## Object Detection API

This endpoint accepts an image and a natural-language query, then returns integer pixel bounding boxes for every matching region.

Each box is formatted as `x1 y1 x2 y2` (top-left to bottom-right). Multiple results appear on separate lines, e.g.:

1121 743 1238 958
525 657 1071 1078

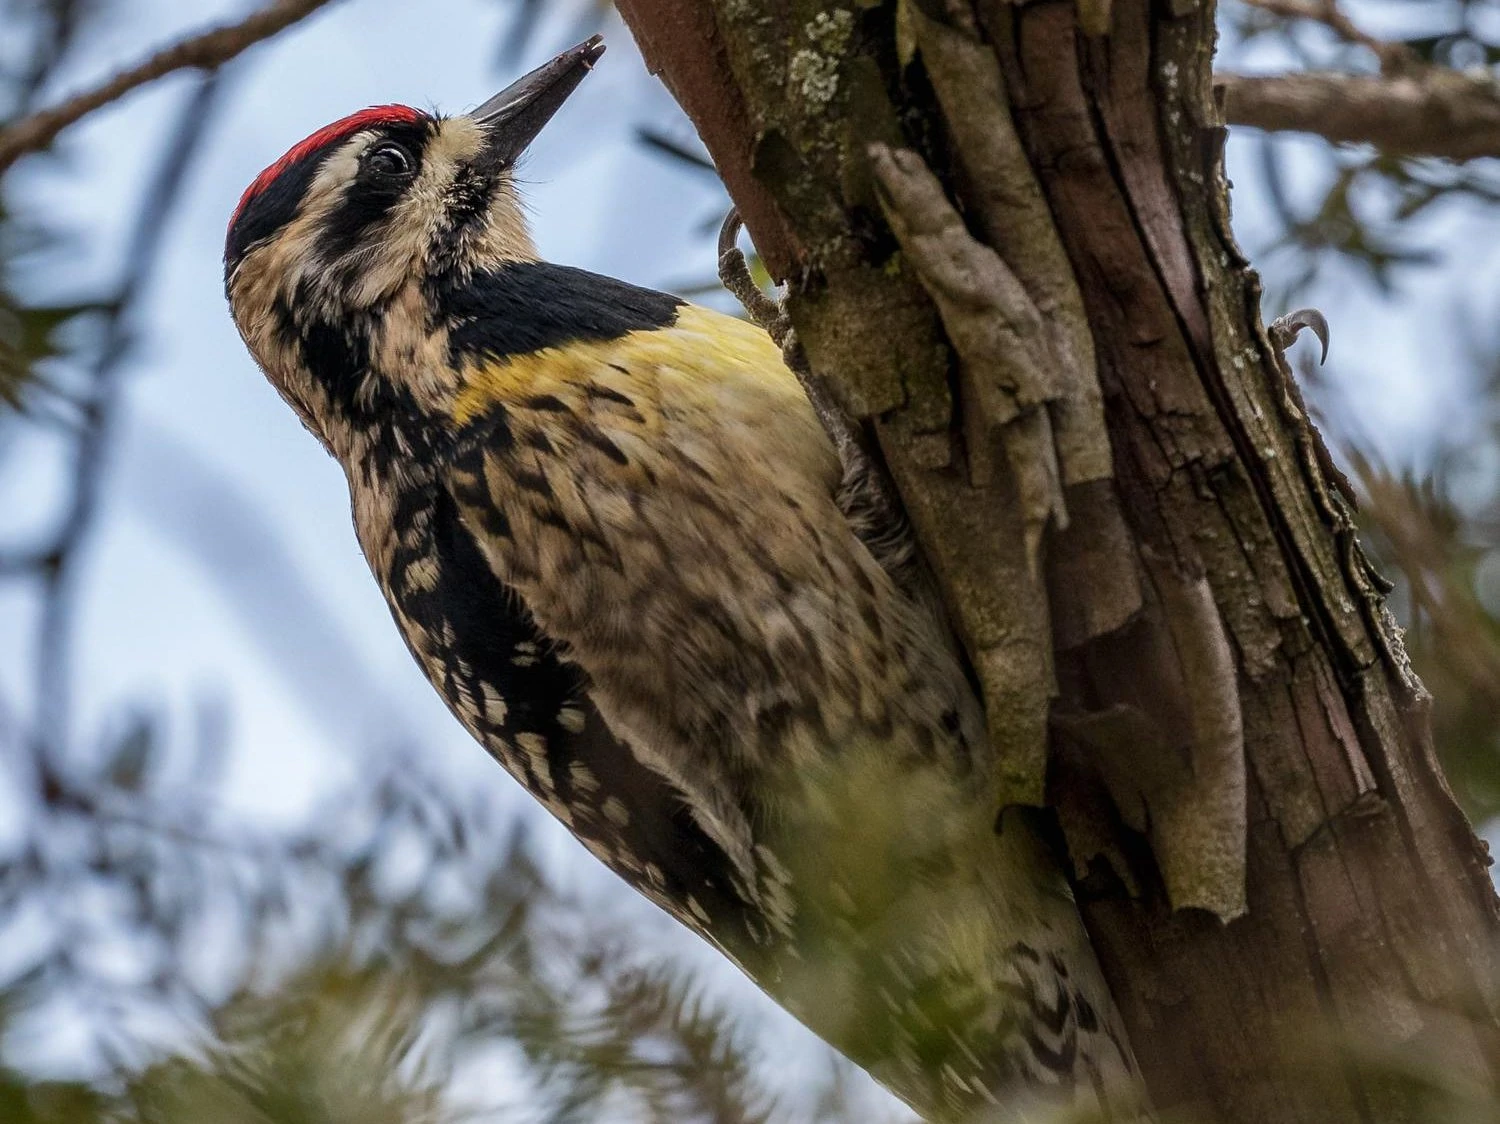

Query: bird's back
368 273 1140 1119
443 288 975 866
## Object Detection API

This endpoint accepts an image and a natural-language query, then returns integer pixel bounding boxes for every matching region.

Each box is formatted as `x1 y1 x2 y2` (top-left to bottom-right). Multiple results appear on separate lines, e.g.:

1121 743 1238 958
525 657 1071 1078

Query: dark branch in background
29 76 226 762
15 0 86 114
1220 0 1500 161
495 0 613 71
1222 69 1500 162
1212 0 1500 292
1237 0 1411 70
0 0 339 174
636 125 716 174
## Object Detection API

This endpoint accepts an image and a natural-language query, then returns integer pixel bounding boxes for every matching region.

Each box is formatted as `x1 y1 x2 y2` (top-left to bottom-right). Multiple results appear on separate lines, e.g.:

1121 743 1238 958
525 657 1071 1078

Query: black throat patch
436 262 682 365
272 291 447 477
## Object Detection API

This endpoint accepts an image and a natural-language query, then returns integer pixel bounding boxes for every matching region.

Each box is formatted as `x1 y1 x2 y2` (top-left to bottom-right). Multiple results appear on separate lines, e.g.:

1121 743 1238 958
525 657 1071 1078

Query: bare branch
1221 68 1500 162
0 0 339 174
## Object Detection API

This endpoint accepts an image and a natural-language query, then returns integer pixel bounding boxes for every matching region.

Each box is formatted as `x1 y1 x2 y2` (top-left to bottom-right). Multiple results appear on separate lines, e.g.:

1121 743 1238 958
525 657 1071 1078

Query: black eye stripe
317 121 431 262
223 119 434 286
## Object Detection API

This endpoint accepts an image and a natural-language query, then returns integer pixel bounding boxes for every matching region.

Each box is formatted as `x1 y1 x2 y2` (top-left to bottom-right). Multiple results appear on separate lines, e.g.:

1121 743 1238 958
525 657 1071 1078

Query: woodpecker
224 36 1147 1121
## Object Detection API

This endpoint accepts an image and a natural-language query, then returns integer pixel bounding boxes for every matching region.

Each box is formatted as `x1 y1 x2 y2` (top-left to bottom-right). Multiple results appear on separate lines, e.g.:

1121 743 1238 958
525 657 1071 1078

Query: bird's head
224 36 604 458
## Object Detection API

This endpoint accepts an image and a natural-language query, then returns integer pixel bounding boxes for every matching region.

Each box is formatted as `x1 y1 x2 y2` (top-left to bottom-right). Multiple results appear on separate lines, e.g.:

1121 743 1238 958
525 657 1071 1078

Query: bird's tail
755 745 1151 1123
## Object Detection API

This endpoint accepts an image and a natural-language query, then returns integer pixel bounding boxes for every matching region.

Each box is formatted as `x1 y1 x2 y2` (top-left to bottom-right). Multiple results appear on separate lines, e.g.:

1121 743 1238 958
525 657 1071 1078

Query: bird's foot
1268 307 1330 365
717 208 921 593
718 209 791 348
716 208 860 460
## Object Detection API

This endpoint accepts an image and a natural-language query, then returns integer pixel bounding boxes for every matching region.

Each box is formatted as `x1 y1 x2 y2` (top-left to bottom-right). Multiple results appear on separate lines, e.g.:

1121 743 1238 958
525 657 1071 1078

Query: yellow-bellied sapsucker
223 36 1147 1121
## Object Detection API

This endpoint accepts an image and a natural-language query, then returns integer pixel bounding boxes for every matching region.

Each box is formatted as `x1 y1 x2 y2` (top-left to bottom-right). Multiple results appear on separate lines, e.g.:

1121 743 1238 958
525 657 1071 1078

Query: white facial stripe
341 125 481 306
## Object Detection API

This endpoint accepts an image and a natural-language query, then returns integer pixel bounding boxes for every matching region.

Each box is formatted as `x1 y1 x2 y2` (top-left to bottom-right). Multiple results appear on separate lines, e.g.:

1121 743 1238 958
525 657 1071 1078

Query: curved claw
1269 307 1330 365
717 207 786 339
718 208 744 263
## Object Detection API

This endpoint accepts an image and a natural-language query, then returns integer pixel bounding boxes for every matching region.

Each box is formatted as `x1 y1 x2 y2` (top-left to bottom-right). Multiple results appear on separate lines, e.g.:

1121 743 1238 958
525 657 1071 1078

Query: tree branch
0 0 340 175
1221 69 1500 161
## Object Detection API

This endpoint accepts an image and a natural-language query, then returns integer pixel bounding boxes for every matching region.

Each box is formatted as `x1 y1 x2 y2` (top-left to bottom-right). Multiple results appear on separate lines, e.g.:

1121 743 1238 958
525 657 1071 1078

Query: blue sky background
1 0 1497 1115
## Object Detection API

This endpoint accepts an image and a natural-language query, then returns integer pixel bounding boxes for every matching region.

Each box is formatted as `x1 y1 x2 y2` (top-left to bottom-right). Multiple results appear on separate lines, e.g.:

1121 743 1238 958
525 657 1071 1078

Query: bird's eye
365 141 414 179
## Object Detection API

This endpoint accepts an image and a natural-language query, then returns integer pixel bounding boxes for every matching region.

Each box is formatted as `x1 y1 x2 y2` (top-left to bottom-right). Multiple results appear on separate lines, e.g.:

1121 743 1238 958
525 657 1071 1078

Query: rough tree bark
614 0 1500 1119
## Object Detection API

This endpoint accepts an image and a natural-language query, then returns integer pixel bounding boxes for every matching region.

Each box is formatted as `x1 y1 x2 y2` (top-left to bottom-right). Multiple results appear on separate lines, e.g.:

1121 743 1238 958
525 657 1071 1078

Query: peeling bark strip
615 0 1500 1119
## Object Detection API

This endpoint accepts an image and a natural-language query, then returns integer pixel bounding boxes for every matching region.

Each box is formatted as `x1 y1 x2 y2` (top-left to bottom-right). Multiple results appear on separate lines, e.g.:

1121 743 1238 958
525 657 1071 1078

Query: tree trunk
613 0 1500 1118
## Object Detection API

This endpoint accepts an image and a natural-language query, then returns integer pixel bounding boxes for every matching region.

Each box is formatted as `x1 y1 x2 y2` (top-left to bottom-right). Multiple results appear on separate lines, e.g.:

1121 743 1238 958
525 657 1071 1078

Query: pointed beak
471 35 606 168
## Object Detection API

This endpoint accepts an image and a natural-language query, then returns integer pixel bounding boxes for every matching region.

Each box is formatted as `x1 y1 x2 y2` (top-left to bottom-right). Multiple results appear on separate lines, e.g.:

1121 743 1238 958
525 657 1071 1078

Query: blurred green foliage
0 719 862 1122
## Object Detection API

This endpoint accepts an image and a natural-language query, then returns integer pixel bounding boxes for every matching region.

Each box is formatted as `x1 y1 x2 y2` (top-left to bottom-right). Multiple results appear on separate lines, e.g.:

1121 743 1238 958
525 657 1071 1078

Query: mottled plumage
223 38 1146 1121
